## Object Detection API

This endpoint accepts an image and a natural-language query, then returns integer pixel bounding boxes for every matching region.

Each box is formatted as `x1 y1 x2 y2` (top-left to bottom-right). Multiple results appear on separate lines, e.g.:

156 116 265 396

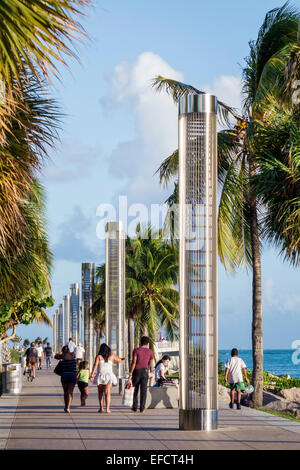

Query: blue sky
16 0 300 350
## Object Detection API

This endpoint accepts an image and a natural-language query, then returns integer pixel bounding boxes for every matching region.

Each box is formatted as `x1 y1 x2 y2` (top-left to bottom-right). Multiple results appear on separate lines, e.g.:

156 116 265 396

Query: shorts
78 381 88 392
26 358 35 366
230 382 245 391
61 372 77 385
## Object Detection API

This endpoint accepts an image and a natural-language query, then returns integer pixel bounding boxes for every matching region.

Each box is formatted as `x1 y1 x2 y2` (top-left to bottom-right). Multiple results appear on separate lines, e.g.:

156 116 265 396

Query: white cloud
104 53 244 208
264 278 300 316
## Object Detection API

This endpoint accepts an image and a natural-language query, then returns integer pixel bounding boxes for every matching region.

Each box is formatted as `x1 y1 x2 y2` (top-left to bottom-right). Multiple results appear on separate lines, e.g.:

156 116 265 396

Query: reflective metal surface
179 409 218 431
62 295 70 346
81 263 95 366
179 94 217 116
178 93 218 431
105 221 126 378
2 363 22 395
70 283 80 345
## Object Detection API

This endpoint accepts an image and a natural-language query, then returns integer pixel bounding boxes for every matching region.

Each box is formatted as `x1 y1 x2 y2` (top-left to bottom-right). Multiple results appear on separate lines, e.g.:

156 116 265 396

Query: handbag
54 360 63 376
123 381 135 407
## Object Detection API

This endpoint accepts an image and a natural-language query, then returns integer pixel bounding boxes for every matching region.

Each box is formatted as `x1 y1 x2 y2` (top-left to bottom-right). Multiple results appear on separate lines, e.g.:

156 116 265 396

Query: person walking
55 345 77 413
23 342 38 378
77 361 90 406
225 348 250 409
90 343 124 414
44 342 53 369
67 337 76 353
129 336 154 413
75 343 85 366
36 342 43 370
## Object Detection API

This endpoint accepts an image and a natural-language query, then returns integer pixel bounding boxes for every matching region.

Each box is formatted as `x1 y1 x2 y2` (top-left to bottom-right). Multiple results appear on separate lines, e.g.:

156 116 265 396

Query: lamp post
105 221 126 379
178 94 218 431
81 263 95 367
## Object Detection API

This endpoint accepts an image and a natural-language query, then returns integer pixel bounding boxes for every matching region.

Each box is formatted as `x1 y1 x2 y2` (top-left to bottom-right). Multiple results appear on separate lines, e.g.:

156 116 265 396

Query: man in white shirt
75 343 85 365
67 338 76 353
36 342 44 370
225 348 249 409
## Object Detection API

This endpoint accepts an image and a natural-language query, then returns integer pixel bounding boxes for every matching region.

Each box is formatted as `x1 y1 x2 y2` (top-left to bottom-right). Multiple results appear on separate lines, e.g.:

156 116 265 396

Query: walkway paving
2 363 300 450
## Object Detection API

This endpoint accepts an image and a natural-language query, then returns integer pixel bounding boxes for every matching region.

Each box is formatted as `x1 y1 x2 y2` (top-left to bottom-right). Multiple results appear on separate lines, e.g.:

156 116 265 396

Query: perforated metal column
57 304 63 352
81 263 95 367
53 313 57 353
70 283 80 345
179 94 218 431
62 295 70 346
105 222 126 378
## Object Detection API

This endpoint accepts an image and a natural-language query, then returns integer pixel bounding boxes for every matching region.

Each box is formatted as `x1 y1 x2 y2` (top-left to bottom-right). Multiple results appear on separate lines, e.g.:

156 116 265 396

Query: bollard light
105 221 126 378
178 94 218 431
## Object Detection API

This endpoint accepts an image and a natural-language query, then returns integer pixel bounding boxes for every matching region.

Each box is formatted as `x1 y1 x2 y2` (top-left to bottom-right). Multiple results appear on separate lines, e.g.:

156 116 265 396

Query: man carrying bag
128 336 154 413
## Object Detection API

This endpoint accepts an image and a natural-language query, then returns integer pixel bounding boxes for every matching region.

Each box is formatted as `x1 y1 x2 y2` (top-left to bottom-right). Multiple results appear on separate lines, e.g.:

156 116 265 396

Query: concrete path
2 364 300 450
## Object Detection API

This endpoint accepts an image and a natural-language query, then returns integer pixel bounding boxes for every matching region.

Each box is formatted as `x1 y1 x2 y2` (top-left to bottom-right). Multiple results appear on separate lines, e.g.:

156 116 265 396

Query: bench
145 386 179 409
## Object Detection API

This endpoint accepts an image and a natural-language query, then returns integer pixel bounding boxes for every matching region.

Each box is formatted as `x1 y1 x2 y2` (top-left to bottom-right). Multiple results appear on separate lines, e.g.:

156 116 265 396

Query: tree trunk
134 323 139 348
3 341 11 363
249 157 263 408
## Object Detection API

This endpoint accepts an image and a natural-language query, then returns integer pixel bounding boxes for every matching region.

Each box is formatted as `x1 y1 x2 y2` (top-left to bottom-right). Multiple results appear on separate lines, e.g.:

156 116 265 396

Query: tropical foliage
0 0 90 348
92 225 179 357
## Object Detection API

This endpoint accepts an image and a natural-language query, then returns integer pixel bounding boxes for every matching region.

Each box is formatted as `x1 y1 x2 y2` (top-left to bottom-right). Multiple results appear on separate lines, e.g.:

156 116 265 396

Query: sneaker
237 403 241 410
229 402 234 409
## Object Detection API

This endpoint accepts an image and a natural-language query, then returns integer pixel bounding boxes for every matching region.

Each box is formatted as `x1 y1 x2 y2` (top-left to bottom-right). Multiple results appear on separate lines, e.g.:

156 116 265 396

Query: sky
15 0 300 350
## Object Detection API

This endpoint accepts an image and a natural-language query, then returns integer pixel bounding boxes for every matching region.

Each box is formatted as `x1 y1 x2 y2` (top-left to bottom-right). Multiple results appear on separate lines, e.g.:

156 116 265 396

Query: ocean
218 350 300 378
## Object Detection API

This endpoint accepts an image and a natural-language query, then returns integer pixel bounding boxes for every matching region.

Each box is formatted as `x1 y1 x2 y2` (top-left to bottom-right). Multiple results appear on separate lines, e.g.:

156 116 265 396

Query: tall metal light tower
69 283 80 345
81 263 95 367
57 304 63 352
53 312 57 353
62 295 70 346
178 94 218 431
105 222 126 378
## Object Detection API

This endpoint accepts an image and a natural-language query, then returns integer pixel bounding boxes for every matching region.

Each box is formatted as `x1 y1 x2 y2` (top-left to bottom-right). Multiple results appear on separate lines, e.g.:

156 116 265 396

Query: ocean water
219 350 300 379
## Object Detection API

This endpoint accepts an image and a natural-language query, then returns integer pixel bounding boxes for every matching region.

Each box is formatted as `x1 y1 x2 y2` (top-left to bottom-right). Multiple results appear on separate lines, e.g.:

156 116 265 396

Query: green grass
259 408 299 422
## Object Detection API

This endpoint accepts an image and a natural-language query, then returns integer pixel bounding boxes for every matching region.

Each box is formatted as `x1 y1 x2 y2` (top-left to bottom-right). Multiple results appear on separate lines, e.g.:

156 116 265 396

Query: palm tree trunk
249 157 263 408
3 341 11 363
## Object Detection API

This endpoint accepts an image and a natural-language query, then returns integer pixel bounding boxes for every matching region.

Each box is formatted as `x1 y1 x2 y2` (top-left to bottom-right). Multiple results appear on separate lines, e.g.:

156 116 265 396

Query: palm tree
0 0 90 257
91 264 106 352
92 226 179 362
0 73 60 262
0 0 90 87
0 179 53 304
126 225 179 356
152 3 300 407
23 339 30 348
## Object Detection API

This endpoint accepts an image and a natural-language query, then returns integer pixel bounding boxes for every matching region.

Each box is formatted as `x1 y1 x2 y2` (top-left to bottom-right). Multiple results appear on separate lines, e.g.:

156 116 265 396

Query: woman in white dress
90 343 124 413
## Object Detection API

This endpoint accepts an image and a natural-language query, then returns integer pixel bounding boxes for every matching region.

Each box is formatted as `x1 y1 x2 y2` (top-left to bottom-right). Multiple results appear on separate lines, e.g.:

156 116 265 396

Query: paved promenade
1 364 300 450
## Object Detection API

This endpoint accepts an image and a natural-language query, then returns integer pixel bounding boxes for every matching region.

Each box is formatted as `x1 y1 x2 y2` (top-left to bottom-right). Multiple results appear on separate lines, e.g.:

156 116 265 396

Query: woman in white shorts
90 343 124 413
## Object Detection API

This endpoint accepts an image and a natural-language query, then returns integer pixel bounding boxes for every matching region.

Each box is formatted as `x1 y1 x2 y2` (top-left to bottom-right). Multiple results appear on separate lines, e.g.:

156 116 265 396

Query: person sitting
154 355 178 387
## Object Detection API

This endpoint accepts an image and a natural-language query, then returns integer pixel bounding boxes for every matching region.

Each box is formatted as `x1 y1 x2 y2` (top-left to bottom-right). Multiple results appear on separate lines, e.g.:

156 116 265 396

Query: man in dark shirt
129 336 154 413
44 342 53 369
23 342 38 378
